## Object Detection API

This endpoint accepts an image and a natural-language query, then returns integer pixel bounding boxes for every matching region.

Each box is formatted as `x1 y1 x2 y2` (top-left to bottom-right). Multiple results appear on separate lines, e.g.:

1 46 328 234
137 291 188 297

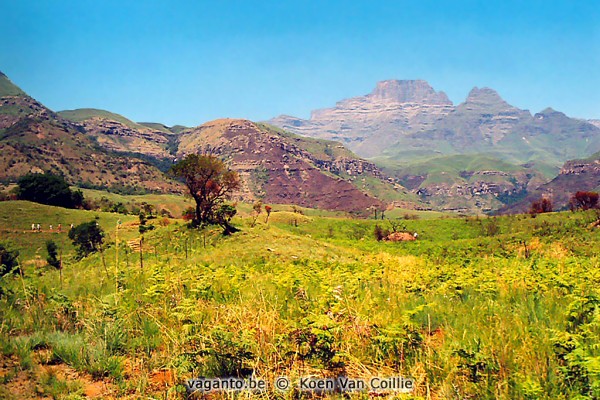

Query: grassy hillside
393 154 523 185
57 108 149 131
0 198 599 399
0 201 139 261
0 72 26 97
137 122 173 134
257 122 356 160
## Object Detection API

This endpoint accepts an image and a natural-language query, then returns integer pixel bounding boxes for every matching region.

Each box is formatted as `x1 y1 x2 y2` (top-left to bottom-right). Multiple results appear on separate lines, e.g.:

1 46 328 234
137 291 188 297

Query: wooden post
139 236 144 270
100 246 109 281
59 249 63 290
115 222 119 295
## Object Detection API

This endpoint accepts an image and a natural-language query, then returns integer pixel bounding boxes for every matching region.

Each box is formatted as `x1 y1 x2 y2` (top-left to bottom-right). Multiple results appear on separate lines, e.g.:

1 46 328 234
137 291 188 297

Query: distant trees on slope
570 191 599 211
16 172 84 209
530 197 553 216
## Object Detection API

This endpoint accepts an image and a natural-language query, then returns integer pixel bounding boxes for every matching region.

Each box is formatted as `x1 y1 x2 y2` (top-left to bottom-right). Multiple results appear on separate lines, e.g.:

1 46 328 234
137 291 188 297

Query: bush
16 173 84 209
46 240 61 269
182 207 195 221
569 191 599 211
374 224 390 241
530 197 553 216
0 243 19 277
68 221 104 258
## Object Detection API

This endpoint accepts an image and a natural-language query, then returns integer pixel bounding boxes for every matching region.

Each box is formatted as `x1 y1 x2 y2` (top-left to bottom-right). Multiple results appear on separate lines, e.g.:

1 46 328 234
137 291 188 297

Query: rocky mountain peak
465 87 507 106
369 79 452 105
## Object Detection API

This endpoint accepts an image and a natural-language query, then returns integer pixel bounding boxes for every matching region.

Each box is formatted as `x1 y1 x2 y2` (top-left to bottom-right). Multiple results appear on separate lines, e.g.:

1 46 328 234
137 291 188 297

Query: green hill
0 71 26 97
137 122 173 134
57 108 148 131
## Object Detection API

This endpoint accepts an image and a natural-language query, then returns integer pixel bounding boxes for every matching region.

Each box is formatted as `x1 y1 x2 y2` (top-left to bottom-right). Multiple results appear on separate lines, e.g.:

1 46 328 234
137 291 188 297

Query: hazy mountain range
269 80 600 212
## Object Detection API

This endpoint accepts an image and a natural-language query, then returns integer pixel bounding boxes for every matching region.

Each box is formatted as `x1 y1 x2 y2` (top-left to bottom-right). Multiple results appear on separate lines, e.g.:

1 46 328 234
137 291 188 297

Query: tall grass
0 208 598 398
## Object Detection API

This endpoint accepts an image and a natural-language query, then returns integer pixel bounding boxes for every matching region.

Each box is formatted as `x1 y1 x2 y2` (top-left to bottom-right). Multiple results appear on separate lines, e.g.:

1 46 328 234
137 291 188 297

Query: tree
46 240 61 269
16 173 84 209
215 204 239 235
250 200 262 227
530 197 553 216
68 221 104 258
264 205 272 224
0 243 19 277
169 154 241 228
138 212 155 234
570 191 599 211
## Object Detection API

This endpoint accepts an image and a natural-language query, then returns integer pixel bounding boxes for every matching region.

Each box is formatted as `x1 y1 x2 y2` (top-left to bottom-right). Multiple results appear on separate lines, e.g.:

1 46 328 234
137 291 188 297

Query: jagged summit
369 79 452 105
464 87 506 106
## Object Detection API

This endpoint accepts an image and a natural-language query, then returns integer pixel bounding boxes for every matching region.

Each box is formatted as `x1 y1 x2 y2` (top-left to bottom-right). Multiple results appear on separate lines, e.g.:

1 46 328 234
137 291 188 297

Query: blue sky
0 0 598 126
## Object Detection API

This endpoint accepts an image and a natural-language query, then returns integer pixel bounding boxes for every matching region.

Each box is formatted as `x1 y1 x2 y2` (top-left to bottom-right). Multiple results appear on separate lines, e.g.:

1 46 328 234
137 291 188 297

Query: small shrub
46 240 61 269
374 224 389 241
159 217 170 227
0 243 19 277
68 221 104 258
182 206 195 221
481 218 500 236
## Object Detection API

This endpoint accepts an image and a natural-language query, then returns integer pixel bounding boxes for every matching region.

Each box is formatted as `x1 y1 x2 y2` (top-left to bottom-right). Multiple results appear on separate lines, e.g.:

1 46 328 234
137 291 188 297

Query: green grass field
0 199 599 399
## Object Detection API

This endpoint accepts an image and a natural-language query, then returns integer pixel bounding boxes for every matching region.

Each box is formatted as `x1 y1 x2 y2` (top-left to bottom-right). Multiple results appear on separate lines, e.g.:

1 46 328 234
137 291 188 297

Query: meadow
0 199 599 399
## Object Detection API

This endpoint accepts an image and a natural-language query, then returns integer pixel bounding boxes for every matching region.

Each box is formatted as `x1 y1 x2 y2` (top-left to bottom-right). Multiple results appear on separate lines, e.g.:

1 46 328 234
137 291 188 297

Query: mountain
268 80 600 169
0 73 180 193
382 154 547 213
58 112 414 212
177 119 414 212
270 80 454 157
0 72 414 212
269 80 600 213
499 152 600 213
58 109 178 160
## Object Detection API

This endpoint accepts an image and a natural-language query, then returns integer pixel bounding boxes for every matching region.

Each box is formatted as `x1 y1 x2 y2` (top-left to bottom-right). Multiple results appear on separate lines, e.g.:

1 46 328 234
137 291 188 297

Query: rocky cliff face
76 117 174 159
270 80 454 157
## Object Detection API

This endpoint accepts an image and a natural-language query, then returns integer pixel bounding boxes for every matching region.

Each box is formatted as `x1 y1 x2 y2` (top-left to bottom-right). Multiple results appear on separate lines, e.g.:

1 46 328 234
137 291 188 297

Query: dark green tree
0 243 19 277
46 240 61 269
215 204 239 235
169 154 241 230
16 173 84 208
68 221 104 258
